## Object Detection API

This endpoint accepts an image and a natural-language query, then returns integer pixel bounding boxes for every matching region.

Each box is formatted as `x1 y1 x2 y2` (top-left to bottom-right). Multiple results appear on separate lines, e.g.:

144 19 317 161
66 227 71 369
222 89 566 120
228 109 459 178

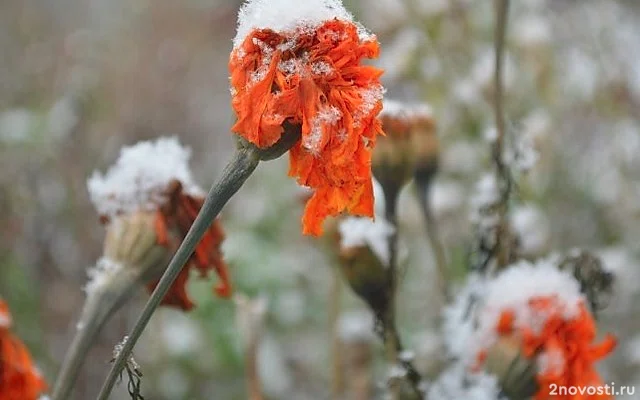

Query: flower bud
374 100 438 196
338 245 390 315
103 211 171 281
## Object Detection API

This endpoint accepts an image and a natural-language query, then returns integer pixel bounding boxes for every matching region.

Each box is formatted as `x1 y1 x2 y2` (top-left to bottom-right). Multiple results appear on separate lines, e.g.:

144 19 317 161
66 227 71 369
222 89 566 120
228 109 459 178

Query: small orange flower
230 19 384 236
0 300 48 400
147 180 231 311
483 295 616 400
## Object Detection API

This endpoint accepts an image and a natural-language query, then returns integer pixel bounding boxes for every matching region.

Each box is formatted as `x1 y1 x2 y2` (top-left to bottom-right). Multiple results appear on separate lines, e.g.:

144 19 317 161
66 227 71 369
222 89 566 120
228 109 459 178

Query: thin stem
380 184 423 400
329 266 344 399
382 183 400 400
96 148 260 400
492 0 511 269
246 339 263 400
52 264 153 400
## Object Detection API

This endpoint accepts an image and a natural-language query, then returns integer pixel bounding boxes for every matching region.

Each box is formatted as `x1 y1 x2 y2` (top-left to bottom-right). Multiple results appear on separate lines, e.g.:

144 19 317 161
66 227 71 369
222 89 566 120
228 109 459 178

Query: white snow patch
442 274 486 359
234 0 374 49
353 84 385 127
469 173 500 229
339 214 395 266
303 105 343 155
87 137 203 219
427 363 504 400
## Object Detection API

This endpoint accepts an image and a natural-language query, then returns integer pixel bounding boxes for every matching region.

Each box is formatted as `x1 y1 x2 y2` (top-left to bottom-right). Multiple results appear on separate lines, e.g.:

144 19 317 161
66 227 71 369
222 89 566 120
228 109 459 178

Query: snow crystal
113 335 141 373
87 137 203 219
475 259 584 349
427 363 504 400
234 0 374 49
339 214 395 266
85 257 125 295
338 310 375 343
303 105 343 155
354 84 385 127
311 61 333 76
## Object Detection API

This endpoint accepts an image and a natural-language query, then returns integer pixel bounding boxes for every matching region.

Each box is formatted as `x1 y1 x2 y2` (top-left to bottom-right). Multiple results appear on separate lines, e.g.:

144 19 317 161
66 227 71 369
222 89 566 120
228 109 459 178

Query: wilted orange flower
482 295 616 400
230 19 384 236
89 138 232 311
148 180 231 311
0 299 48 400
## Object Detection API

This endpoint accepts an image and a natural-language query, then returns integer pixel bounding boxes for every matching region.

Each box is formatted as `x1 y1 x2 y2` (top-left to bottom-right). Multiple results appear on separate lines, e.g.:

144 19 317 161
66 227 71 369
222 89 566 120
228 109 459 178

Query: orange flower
0 300 47 400
230 19 384 236
90 138 232 311
147 180 231 311
484 295 616 400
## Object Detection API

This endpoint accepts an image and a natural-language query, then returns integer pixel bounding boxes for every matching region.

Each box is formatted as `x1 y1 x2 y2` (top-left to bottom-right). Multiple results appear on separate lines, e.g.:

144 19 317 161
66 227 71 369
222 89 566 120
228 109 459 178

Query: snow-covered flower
88 137 230 310
473 260 617 400
230 0 384 236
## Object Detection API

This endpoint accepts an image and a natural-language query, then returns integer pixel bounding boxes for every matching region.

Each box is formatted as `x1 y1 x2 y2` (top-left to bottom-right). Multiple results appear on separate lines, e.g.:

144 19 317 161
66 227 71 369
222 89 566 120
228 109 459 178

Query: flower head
0 299 48 400
88 137 231 310
374 99 438 191
230 0 384 236
474 261 616 400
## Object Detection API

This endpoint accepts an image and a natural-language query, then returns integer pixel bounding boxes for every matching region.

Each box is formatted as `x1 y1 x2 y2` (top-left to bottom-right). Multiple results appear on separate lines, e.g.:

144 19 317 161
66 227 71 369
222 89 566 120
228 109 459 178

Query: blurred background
1 0 639 398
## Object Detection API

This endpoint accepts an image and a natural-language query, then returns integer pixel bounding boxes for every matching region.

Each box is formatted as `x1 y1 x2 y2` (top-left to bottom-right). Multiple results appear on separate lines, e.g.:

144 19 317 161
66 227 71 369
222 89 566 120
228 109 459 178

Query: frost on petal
87 137 203 219
339 214 395 266
234 0 374 49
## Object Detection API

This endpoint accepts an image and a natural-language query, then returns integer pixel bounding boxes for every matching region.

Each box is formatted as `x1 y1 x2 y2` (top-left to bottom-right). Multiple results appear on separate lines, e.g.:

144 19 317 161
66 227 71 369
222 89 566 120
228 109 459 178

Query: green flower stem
96 147 260 400
52 268 141 400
